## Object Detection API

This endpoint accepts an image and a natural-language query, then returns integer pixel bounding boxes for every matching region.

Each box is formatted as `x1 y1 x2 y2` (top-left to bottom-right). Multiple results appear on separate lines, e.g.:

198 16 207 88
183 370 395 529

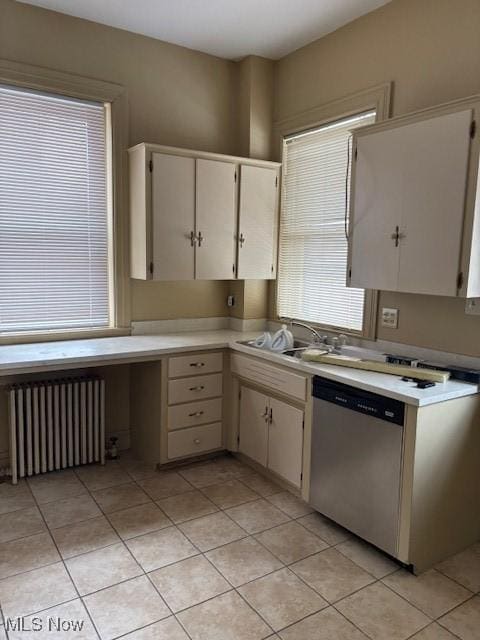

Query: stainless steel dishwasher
309 376 405 557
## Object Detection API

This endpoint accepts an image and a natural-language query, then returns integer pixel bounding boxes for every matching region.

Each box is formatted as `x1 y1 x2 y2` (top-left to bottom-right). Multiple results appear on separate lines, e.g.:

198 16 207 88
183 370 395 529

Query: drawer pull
190 362 205 368
189 385 205 391
188 411 204 417
193 438 201 445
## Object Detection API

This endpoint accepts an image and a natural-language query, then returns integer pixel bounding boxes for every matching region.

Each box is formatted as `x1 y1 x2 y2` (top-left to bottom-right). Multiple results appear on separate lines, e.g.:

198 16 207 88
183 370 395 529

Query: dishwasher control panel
313 377 405 426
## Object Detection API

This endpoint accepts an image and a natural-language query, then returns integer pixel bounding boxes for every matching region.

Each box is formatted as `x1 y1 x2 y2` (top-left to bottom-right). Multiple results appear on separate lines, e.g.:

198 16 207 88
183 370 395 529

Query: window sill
0 327 131 346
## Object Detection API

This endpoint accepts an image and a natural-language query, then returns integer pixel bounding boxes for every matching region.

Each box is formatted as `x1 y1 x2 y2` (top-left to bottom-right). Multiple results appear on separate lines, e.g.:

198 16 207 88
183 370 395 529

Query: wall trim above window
0 59 130 345
272 82 392 340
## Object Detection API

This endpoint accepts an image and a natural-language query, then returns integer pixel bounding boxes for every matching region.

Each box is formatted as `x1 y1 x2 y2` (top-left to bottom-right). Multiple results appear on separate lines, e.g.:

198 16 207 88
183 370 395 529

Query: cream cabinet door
349 129 402 291
152 153 195 280
349 109 472 295
195 159 237 280
237 165 278 280
238 386 268 467
396 110 471 296
267 397 304 488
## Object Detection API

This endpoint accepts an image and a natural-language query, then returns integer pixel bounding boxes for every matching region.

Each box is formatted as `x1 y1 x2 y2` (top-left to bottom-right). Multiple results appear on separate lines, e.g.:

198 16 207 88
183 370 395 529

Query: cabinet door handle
239 233 245 248
390 226 406 247
197 231 203 247
189 362 205 368
190 230 196 247
189 385 205 391
193 438 201 444
261 407 269 421
189 410 204 417
268 408 273 424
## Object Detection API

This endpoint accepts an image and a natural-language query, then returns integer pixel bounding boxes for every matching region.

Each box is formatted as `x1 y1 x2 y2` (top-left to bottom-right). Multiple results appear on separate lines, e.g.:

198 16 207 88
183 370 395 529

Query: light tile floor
0 454 478 640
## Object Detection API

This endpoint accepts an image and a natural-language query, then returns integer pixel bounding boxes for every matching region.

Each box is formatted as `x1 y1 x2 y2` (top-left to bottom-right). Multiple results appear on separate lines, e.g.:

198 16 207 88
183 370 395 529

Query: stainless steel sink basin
282 347 310 359
237 339 311 351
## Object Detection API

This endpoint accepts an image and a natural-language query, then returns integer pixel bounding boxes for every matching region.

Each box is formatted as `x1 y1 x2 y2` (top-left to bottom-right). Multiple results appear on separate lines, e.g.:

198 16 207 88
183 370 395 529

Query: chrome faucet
280 318 324 344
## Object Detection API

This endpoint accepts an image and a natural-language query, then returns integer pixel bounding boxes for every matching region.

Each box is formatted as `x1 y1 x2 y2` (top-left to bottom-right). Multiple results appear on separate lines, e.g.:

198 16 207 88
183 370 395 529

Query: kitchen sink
282 346 310 359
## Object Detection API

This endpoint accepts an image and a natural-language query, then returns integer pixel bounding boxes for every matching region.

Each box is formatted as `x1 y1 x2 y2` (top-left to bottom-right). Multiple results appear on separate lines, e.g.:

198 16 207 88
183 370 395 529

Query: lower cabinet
238 385 304 487
238 387 269 466
268 397 304 487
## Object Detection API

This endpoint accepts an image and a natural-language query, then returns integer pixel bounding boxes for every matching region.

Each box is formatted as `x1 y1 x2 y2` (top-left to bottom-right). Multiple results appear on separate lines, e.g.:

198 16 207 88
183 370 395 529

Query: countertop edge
0 332 477 407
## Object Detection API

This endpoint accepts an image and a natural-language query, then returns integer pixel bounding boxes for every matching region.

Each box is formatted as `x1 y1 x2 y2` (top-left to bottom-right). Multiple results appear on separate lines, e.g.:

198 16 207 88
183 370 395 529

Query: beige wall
273 0 480 356
0 0 241 323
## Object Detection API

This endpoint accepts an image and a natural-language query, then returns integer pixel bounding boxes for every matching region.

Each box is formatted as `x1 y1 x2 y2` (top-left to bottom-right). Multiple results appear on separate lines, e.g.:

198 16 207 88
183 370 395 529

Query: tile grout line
2 458 478 640
71 464 179 638
27 471 105 640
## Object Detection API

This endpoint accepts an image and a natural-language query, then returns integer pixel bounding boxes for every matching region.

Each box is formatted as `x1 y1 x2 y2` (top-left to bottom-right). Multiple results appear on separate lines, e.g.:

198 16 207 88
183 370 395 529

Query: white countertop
230 342 479 407
0 330 477 407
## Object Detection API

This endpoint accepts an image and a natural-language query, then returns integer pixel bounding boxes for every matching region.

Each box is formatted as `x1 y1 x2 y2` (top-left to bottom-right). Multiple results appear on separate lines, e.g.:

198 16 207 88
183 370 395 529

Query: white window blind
277 111 376 332
0 85 111 334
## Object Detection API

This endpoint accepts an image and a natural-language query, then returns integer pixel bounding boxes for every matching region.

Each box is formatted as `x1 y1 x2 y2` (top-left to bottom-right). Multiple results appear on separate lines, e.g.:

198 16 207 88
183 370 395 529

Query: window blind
0 85 111 334
277 111 376 332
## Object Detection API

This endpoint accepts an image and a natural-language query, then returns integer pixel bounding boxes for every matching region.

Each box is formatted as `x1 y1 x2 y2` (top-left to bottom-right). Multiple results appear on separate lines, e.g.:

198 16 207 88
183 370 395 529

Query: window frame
0 59 130 344
272 83 392 339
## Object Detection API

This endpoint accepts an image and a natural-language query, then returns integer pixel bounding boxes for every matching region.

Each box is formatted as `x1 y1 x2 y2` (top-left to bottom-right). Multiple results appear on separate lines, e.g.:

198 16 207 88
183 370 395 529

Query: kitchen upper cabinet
151 153 195 280
238 385 304 488
348 97 480 298
238 386 268 467
196 159 237 280
129 143 281 281
237 165 279 280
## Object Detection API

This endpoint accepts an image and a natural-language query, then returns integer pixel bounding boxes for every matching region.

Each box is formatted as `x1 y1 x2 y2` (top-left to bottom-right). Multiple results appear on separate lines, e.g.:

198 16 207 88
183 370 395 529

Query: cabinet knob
193 438 201 445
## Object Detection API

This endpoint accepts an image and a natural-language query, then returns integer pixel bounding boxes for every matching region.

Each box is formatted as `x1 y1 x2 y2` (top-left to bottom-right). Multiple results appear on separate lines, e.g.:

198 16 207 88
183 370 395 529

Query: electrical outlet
381 307 399 329
227 295 235 307
465 298 480 316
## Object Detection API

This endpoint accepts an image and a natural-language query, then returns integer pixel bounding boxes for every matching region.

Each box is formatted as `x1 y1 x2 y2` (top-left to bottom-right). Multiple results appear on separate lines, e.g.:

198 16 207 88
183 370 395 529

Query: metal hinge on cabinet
302 418 305 431
300 472 303 481
234 171 237 182
148 160 153 172
275 176 278 187
348 267 352 280
233 263 236 275
354 146 358 160
457 271 464 290
237 435 240 445
470 120 476 139
149 261 154 275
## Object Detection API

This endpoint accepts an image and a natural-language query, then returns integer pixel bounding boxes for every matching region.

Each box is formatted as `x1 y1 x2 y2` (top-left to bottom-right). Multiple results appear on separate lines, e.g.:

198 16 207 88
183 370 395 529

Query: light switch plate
381 307 399 329
465 298 480 315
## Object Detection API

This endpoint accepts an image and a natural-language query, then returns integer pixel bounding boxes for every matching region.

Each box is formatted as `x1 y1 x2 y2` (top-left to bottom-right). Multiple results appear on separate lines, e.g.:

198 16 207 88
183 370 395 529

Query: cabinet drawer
231 353 307 401
168 373 223 405
168 398 222 431
168 352 223 378
168 423 223 459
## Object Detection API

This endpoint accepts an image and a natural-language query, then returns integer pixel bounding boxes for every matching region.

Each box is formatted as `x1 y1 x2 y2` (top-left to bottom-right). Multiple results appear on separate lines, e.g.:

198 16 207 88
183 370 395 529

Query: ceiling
16 0 391 60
